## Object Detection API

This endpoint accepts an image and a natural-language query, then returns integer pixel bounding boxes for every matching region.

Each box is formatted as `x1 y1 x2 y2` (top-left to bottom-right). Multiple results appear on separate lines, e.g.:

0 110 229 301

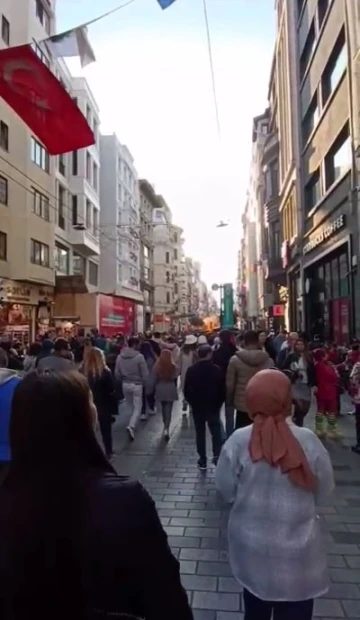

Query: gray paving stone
314 598 344 617
346 556 360 568
192 591 240 612
158 508 189 518
177 502 206 510
217 577 242 593
164 525 185 537
168 536 201 548
216 613 244 620
193 611 216 620
330 568 360 583
186 527 220 539
201 537 228 550
181 574 217 592
347 499 360 508
331 532 360 545
180 548 220 561
327 544 360 555
180 560 197 574
328 555 347 567
197 561 233 577
164 494 194 503
171 517 205 527
190 510 222 518
327 583 360 599
341 600 360 617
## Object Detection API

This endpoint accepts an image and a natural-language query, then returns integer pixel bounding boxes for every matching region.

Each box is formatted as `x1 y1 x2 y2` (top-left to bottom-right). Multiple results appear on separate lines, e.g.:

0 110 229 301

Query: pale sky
57 0 275 288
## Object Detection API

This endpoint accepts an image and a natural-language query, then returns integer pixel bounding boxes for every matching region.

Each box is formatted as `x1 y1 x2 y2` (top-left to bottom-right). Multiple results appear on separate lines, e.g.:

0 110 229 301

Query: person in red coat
313 348 340 439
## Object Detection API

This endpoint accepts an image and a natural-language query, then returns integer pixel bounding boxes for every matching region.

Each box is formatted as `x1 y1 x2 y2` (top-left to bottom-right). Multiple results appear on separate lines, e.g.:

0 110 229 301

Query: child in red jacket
313 348 340 438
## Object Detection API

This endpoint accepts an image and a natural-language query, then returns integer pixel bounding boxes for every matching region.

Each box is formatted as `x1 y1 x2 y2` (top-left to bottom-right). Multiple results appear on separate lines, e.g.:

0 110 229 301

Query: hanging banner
222 283 234 329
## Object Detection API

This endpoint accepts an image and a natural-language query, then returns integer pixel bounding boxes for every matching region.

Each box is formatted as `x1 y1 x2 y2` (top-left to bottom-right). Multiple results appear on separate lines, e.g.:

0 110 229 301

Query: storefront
0 279 54 343
302 213 353 343
98 294 135 336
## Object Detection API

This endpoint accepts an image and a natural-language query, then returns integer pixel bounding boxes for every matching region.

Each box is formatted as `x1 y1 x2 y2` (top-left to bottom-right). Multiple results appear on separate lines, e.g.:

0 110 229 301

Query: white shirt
216 421 334 602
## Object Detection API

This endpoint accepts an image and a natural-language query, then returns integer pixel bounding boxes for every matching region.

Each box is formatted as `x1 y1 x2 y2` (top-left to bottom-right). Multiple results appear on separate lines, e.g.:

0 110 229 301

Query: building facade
0 0 57 341
153 197 175 331
295 0 356 342
138 179 157 331
53 68 102 332
99 134 143 332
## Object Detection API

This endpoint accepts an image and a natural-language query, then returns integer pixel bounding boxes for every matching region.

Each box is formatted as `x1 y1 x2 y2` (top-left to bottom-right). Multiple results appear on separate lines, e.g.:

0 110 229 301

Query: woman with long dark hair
0 371 193 620
80 347 117 459
151 349 178 440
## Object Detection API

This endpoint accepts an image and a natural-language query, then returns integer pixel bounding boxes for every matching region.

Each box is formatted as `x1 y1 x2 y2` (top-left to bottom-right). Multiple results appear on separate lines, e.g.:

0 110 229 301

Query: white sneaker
164 429 170 441
127 426 135 441
148 409 156 415
140 414 147 421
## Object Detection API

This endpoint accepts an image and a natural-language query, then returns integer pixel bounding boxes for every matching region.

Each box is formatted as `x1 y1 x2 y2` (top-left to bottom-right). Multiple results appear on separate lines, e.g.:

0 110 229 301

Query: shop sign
303 215 345 255
0 279 54 304
98 294 135 335
273 304 285 317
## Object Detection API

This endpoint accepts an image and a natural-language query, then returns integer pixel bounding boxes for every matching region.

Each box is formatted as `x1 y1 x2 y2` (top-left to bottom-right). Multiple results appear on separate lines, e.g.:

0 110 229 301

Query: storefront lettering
303 215 345 255
4 284 31 302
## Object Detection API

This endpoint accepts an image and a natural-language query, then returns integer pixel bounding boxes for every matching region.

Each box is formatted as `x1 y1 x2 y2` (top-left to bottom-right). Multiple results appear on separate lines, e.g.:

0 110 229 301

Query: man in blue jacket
0 348 21 471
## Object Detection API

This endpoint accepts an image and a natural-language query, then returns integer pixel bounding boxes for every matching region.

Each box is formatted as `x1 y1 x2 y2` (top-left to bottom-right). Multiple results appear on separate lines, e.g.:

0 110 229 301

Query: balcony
264 195 280 225
70 224 100 256
262 257 286 284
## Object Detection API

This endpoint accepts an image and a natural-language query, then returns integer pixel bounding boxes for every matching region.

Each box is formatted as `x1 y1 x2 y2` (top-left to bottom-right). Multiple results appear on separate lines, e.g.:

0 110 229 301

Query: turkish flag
0 44 95 155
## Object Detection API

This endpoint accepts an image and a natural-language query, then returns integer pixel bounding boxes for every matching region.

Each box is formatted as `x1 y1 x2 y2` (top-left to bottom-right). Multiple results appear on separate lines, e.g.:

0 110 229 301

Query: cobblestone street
111 397 360 619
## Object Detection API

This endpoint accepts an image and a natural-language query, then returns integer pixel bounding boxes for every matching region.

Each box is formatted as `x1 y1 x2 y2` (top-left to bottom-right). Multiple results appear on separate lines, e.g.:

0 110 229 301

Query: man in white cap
179 334 198 413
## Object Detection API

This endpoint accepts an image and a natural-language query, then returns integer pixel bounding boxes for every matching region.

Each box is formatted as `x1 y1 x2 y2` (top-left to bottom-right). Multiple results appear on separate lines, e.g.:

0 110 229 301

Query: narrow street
111 399 360 620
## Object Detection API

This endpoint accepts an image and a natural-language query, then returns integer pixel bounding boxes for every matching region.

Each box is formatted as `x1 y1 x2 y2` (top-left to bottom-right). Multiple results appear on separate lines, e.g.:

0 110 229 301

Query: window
58 153 65 176
0 121 8 151
72 151 78 175
166 292 171 304
302 94 319 145
32 41 50 68
339 252 349 297
54 243 69 274
73 252 86 276
93 162 98 191
86 200 92 229
321 29 346 105
317 0 329 29
93 208 99 237
31 239 50 267
89 261 98 286
325 124 351 189
174 282 179 295
265 161 279 199
86 152 91 182
93 119 98 145
86 105 91 124
32 187 49 220
31 137 49 172
117 263 122 283
143 245 149 259
165 251 170 264
58 184 66 229
144 266 150 281
174 233 178 243
166 270 170 283
0 176 8 205
72 195 78 225
305 169 322 212
35 0 50 34
174 249 178 260
1 15 9 45
300 22 315 79
0 231 6 260
271 221 281 259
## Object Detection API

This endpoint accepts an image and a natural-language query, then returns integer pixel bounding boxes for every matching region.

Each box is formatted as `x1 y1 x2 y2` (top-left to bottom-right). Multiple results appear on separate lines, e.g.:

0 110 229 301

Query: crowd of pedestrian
0 325 356 619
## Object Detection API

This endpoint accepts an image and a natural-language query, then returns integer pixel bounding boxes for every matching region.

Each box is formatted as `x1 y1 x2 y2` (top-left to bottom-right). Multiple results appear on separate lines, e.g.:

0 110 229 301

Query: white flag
45 26 96 68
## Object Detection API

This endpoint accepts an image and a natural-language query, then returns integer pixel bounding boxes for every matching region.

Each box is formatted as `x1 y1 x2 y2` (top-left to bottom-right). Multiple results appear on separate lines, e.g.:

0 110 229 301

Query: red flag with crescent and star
0 44 95 155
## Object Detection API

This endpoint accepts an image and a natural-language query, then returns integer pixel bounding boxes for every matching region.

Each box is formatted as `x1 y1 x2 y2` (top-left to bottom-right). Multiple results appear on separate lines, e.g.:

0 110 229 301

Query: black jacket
0 474 193 620
184 360 225 413
212 343 237 380
87 368 118 418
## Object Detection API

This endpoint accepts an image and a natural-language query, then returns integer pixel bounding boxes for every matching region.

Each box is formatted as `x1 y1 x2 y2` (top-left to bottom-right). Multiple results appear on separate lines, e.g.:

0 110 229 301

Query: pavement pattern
110 395 360 620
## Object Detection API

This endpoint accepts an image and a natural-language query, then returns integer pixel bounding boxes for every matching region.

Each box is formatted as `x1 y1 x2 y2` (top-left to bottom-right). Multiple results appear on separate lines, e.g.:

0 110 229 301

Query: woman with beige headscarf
216 369 334 620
